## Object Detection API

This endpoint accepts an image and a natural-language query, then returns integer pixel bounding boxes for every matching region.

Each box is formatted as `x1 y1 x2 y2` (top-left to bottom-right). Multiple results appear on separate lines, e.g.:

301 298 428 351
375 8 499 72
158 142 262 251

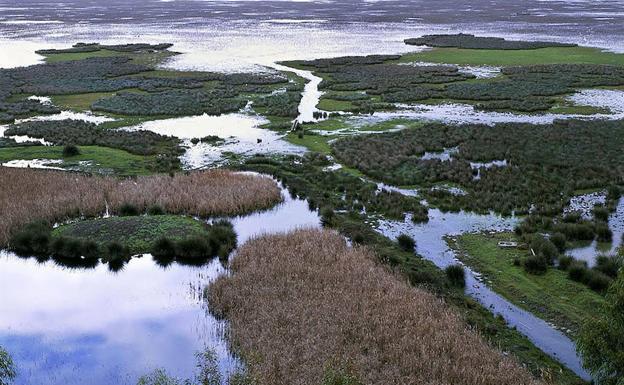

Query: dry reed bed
0 167 281 245
208 229 543 385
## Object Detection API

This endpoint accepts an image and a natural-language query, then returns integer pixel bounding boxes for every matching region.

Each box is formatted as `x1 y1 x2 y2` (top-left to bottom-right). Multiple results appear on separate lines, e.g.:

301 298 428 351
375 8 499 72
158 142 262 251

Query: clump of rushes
0 167 281 246
147 205 165 215
445 264 466 288
207 229 541 385
397 233 416 252
151 237 177 259
9 221 51 256
62 144 80 157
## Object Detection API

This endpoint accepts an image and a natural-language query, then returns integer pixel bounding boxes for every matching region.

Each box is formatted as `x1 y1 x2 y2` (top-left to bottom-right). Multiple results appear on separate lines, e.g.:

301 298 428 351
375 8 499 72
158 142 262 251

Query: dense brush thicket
91 89 247 116
332 120 624 215
243 153 429 223
404 34 577 50
254 91 302 117
5 119 181 156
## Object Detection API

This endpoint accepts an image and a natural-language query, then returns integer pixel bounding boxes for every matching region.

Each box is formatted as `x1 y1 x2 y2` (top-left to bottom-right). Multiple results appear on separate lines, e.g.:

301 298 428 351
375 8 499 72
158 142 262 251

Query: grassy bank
0 145 157 175
399 46 624 67
450 232 605 336
208 229 543 385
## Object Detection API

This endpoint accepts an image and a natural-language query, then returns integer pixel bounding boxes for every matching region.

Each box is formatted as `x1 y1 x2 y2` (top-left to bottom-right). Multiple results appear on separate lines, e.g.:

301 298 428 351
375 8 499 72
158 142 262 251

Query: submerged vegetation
208 229 542 385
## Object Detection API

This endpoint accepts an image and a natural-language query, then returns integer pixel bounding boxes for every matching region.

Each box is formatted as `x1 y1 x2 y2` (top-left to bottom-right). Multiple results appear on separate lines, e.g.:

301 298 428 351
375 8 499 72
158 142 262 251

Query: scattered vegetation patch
451 232 606 335
332 120 624 216
405 34 577 50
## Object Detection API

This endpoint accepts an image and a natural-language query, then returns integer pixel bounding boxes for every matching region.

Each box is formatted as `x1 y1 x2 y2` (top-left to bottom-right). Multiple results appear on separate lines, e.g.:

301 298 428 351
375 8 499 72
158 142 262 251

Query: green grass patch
450 232 605 336
399 46 624 67
42 49 176 67
52 215 209 254
318 98 356 112
0 145 156 175
285 132 333 154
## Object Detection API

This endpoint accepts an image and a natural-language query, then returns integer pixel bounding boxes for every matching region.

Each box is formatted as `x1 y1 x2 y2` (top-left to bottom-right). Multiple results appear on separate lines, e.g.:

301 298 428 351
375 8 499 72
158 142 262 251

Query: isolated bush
147 205 165 215
176 236 211 258
118 203 140 216
397 234 416 252
550 232 567 253
9 221 52 256
593 206 610 222
524 255 548 275
557 255 574 271
62 144 81 157
595 221 613 242
595 255 622 278
152 237 176 259
568 261 589 282
208 221 237 258
445 264 466 288
106 241 129 259
586 270 613 293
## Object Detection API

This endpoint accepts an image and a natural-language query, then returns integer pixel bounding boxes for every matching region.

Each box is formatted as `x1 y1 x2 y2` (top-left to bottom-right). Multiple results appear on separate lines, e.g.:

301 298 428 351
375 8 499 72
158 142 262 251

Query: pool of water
123 111 305 168
0 180 321 385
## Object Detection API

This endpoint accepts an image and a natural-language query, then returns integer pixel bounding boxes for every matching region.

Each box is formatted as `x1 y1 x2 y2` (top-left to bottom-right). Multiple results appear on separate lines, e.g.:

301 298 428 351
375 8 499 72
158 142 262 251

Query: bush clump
62 144 81 157
397 234 416 252
445 264 466 288
524 255 548 275
118 203 140 216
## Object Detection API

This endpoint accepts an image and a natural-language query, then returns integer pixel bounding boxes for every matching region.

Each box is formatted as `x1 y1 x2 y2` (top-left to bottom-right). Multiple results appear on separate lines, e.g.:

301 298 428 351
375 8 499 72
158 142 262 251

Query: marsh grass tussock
0 167 281 246
207 229 542 385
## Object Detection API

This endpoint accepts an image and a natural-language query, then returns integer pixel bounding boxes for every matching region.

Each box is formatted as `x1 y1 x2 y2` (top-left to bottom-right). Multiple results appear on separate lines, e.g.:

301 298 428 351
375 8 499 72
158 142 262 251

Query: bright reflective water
0 181 321 385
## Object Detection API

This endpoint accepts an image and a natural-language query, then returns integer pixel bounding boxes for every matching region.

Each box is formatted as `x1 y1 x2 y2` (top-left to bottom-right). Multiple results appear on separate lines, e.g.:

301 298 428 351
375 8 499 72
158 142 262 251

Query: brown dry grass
208 229 544 385
0 167 281 245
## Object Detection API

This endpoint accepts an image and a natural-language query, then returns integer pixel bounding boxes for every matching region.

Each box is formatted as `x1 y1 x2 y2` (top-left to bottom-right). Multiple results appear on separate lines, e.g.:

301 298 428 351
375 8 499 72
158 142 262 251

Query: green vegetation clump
91 89 246 116
397 233 416 251
0 346 16 385
445 264 466 288
62 144 81 157
578 272 624 385
332 120 624 216
36 42 174 55
404 34 577 50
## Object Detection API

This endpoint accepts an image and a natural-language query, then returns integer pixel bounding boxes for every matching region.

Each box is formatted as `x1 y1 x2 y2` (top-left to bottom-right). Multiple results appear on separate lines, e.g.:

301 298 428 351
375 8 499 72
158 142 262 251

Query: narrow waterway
377 210 590 380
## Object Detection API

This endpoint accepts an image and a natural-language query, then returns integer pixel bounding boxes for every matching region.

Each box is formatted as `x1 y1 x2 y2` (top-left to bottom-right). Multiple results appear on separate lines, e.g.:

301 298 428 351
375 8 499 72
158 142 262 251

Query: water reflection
0 181 321 385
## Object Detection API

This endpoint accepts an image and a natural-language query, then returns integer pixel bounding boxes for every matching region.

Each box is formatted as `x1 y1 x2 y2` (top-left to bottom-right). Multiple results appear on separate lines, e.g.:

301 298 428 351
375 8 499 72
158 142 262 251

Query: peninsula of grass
52 215 210 254
398 46 624 67
0 145 158 175
449 232 605 336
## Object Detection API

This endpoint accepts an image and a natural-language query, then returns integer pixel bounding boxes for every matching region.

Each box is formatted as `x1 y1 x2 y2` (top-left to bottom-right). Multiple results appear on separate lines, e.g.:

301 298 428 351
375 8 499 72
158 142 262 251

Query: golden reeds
208 229 543 385
0 167 281 246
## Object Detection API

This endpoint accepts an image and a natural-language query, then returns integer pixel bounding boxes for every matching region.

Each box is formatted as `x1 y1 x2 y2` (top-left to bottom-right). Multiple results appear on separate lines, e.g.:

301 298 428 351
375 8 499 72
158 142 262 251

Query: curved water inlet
377 209 590 380
269 63 324 124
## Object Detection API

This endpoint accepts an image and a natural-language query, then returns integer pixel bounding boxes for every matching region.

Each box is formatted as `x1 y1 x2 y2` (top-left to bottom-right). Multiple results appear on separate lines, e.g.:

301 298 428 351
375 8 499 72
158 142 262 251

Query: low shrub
147 205 165 215
320 207 336 226
594 255 622 278
118 203 140 216
550 232 567 253
568 261 589 282
208 221 237 258
593 206 610 222
8 221 51 256
557 255 574 271
176 236 211 258
62 144 80 157
397 234 416 252
595 221 613 242
586 270 613 293
524 255 548 275
445 264 466 288
106 241 129 259
152 237 177 259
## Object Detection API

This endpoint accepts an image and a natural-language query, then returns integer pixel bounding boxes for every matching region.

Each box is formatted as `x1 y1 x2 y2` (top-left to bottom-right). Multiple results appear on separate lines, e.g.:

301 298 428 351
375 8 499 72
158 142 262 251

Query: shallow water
0 181 321 385
124 112 305 168
376 209 590 380
567 197 624 266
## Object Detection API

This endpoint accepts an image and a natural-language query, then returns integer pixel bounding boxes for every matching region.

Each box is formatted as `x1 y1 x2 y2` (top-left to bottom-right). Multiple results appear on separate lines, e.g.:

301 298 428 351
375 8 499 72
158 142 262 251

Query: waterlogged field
3 30 624 385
